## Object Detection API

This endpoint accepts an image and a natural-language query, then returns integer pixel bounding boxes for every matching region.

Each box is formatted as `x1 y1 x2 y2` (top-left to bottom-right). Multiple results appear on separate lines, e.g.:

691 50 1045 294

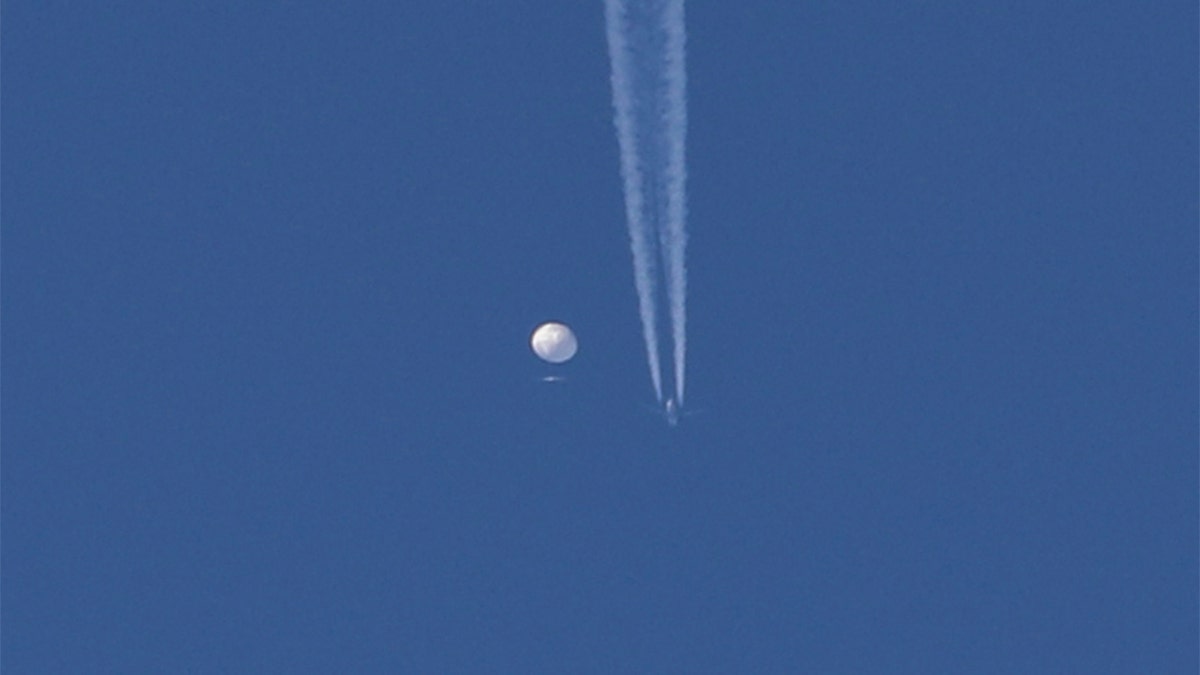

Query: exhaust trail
660 0 688 406
604 0 689 408
604 0 664 402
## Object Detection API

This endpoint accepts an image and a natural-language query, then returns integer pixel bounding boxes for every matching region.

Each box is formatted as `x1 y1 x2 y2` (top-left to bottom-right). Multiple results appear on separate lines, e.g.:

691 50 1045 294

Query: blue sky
5 2 1197 671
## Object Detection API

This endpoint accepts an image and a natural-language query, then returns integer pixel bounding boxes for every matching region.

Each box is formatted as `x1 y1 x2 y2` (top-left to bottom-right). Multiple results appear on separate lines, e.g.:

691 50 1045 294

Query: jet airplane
664 398 680 427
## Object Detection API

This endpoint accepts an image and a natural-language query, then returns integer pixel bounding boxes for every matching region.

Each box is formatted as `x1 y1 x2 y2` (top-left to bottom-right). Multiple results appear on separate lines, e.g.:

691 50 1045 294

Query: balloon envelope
530 322 578 364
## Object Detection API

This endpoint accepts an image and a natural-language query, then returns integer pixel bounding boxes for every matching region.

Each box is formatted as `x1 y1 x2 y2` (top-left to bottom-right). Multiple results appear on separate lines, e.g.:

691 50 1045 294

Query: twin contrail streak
605 0 688 407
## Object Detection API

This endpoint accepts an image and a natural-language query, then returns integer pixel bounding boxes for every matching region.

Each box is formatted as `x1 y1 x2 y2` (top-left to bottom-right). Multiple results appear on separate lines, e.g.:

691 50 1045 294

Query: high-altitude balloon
530 322 578 364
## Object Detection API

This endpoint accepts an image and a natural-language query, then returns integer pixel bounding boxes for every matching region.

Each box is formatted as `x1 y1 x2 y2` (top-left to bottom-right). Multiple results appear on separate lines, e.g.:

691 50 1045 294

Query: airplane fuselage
664 398 679 427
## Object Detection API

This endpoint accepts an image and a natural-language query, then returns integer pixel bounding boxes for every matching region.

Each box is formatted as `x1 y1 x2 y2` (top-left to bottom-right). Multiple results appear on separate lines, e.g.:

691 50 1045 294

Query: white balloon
530 322 578 364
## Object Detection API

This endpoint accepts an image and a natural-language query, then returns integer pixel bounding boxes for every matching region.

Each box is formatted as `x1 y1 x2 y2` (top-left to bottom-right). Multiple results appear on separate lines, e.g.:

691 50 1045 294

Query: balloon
530 322 578 364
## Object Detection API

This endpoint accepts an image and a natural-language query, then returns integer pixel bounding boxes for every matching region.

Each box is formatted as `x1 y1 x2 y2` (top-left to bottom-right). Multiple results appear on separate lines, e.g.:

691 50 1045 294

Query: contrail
660 0 688 406
604 0 664 403
604 0 688 408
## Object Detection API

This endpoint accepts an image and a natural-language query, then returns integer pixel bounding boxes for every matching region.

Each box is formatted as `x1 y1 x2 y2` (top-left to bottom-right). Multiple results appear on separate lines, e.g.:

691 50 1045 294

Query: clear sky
5 2 1197 671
